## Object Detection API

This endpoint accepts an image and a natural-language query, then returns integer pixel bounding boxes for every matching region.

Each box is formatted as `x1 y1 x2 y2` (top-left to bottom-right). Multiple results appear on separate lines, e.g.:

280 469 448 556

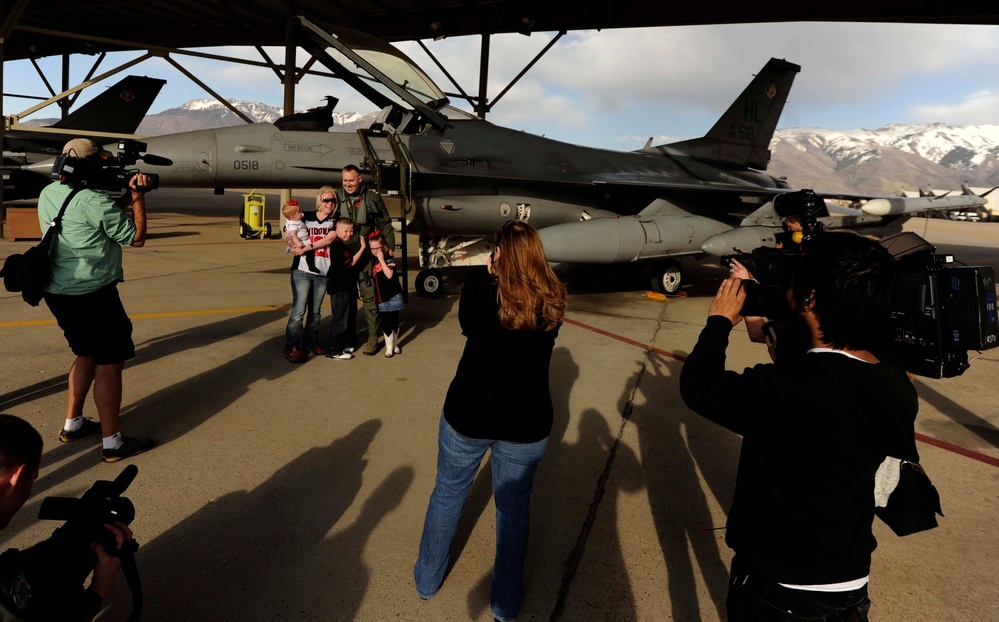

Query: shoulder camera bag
1 187 81 306
875 458 943 537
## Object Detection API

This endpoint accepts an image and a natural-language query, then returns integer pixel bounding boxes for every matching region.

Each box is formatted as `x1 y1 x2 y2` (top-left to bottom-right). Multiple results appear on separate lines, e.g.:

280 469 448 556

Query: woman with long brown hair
414 220 566 621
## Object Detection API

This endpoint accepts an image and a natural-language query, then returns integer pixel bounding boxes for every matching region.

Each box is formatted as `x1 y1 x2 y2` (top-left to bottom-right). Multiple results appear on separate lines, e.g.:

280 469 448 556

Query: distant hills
26 98 999 195
134 99 381 135
24 98 380 136
769 124 999 195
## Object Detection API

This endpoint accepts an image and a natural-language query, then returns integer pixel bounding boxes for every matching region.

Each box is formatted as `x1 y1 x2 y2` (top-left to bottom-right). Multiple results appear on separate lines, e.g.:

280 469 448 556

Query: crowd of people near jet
1 137 922 622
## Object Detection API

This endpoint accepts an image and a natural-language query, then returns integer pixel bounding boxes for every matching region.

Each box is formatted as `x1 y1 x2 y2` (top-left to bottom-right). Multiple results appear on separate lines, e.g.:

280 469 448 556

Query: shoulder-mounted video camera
50 139 171 193
718 190 829 319
720 245 801 321
722 225 997 378
20 466 143 620
773 188 826 241
882 232 998 378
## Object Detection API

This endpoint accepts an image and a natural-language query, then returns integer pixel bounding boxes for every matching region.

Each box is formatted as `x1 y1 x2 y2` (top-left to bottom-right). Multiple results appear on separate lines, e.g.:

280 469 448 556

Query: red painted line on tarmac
915 432 999 468
564 317 687 363
566 316 999 468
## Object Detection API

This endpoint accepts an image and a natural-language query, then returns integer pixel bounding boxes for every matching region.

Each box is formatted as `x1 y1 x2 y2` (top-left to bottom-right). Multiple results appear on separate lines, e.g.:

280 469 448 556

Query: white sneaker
343 347 356 354
328 352 353 360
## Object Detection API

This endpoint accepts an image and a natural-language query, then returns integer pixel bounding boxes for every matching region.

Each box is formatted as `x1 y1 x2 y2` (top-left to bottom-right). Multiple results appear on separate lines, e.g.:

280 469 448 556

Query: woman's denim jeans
414 414 548 621
285 269 327 352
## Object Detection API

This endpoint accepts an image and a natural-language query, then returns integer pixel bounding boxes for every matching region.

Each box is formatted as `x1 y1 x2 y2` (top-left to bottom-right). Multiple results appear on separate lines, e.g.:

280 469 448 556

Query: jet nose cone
700 234 734 257
21 160 55 176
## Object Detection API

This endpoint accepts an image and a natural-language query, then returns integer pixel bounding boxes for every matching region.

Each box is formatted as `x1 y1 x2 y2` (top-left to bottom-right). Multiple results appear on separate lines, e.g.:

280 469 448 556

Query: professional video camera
721 223 997 378
20 466 143 620
719 189 829 318
50 139 170 193
881 232 998 378
772 187 826 240
720 248 796 320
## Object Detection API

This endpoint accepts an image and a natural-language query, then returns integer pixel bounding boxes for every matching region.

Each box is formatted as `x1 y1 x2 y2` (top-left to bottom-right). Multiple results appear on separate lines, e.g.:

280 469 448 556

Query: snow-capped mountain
770 124 999 195
134 98 380 135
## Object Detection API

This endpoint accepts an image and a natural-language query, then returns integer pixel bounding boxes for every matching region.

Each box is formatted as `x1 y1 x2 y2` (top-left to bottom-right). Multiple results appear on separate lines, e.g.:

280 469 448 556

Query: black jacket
679 316 919 585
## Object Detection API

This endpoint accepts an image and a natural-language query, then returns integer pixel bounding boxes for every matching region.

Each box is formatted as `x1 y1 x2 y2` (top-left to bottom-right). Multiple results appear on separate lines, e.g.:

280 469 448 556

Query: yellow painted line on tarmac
0 319 59 328
0 304 293 328
130 304 292 320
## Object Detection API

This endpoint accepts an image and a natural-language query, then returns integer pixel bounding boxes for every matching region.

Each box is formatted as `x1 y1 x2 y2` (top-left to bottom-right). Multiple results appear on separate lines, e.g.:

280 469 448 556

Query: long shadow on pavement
133 419 414 621
633 351 740 621
913 374 999 451
2 307 290 525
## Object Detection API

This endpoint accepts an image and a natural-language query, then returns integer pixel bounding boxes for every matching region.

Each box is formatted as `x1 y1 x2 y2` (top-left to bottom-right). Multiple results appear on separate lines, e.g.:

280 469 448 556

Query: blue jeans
285 269 327 352
414 414 548 621
324 289 352 353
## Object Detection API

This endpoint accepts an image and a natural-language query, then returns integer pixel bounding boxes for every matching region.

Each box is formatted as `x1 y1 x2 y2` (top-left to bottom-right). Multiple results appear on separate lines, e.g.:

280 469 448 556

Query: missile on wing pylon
699 226 779 257
861 195 985 216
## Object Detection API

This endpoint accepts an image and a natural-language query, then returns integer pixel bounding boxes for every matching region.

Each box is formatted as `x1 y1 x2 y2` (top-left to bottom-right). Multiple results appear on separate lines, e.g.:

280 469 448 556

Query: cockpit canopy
291 16 450 132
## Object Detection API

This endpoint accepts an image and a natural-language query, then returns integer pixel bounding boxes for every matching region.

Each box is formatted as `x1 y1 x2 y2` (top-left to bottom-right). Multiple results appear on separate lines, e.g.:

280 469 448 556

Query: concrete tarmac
1 190 997 621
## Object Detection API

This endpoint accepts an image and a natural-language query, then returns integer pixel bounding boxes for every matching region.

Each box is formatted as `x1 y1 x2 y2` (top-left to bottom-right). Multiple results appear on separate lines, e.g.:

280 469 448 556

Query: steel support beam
280 1 298 215
162 56 255 124
475 33 490 119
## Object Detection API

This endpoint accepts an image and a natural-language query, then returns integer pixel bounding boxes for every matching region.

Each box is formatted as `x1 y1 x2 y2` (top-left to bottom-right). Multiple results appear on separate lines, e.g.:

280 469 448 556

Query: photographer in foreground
0 414 132 620
680 232 919 621
38 139 154 463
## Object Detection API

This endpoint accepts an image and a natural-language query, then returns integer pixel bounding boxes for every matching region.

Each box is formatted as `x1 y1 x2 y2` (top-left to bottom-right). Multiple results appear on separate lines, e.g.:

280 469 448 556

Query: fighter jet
3 75 166 201
62 18 985 295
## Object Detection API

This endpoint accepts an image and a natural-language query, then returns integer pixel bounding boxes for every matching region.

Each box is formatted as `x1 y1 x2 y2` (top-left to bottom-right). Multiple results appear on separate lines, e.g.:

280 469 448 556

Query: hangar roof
4 0 999 61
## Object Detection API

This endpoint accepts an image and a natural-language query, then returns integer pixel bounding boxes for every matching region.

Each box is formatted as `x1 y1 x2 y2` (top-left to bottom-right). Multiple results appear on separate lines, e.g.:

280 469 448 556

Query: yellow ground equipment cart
239 190 272 239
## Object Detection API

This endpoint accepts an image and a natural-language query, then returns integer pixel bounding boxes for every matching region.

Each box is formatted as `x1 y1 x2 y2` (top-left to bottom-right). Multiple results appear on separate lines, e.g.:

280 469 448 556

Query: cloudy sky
5 21 999 150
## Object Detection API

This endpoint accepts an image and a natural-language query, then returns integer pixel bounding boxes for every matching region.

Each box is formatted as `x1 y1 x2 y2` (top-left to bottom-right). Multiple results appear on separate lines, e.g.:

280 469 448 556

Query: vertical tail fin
658 58 800 170
52 75 166 134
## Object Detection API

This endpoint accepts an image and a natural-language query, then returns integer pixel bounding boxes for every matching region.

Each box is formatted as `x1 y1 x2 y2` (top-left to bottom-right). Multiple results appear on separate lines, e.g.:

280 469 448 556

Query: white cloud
400 22 999 141
528 23 999 107
8 22 999 146
912 90 999 125
481 81 590 129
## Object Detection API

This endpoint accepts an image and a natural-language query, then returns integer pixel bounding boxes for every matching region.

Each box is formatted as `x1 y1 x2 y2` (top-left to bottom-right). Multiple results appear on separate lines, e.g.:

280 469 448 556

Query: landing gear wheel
264 222 273 239
416 268 444 297
650 260 683 295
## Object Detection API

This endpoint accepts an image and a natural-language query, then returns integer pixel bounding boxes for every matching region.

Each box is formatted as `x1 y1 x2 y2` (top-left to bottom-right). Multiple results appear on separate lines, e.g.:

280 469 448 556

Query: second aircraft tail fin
52 75 166 134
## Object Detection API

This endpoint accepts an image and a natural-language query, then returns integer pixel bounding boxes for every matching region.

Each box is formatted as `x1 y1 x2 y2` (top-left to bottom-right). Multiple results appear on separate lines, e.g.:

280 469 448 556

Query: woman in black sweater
414 220 566 622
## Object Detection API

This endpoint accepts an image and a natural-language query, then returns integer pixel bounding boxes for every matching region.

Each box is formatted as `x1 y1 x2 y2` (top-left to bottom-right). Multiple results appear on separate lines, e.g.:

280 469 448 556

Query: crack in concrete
549 303 670 620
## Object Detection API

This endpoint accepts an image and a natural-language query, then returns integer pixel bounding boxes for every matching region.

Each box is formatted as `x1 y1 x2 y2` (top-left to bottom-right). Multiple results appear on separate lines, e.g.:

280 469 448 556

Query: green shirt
37 182 136 295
